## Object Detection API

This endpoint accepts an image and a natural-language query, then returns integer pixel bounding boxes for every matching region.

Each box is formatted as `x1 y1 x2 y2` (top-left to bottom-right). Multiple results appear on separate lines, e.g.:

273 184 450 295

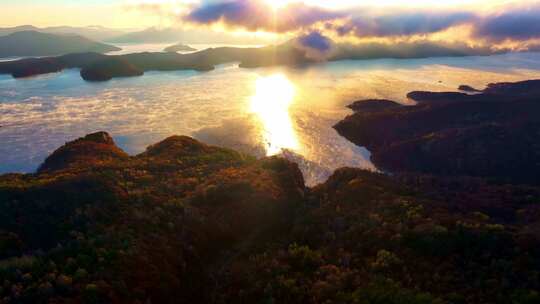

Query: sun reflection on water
250 74 300 156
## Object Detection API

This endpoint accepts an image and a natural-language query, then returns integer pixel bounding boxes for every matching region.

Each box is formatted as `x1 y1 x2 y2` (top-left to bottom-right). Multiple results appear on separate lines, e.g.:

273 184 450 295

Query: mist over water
2 50 540 185
109 43 264 55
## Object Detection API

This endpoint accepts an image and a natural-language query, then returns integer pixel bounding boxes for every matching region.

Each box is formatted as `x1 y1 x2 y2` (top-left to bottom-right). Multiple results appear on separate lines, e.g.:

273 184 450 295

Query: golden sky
0 0 532 28
1 0 539 51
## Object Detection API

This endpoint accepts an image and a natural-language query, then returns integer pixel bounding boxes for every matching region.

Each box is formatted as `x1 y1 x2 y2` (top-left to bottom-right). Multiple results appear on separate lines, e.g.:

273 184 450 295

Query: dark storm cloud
473 6 540 41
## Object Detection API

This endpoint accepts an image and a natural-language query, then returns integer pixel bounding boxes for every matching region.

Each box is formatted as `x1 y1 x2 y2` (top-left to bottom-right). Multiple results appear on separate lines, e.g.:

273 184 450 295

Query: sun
263 0 294 10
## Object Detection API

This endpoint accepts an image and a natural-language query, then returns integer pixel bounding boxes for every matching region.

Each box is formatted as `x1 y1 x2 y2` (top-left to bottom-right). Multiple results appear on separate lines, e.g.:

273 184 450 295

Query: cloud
293 31 334 60
473 6 540 41
185 0 341 32
297 31 332 52
335 12 474 38
327 40 503 61
134 0 540 51
184 1 478 40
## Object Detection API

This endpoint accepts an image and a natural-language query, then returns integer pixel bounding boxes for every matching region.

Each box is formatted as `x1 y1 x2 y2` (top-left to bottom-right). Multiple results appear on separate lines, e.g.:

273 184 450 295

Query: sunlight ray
250 74 300 156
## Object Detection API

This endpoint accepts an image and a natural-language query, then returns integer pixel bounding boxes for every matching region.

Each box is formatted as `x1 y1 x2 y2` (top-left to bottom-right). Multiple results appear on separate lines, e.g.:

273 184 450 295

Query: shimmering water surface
2 51 540 185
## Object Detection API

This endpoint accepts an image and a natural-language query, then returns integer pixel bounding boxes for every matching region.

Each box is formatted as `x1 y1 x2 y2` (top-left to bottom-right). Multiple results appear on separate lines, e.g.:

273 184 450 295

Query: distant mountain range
0 31 120 57
0 25 274 46
107 27 274 45
0 25 128 42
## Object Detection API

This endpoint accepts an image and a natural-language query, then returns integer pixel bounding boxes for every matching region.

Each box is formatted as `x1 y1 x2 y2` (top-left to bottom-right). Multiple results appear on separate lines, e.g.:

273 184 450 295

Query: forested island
335 79 540 184
0 37 505 81
163 43 197 53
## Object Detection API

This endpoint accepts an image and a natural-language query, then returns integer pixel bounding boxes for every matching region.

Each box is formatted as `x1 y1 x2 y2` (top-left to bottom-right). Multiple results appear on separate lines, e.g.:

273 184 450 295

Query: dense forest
1 80 540 303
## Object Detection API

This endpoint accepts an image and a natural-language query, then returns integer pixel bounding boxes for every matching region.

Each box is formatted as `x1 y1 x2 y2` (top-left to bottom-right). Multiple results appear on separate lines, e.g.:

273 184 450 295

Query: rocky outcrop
37 132 129 173
335 79 540 184
142 135 235 159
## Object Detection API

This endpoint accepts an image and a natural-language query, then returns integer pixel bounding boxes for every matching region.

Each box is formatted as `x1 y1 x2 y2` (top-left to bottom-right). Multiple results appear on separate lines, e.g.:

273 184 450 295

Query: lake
2 51 540 185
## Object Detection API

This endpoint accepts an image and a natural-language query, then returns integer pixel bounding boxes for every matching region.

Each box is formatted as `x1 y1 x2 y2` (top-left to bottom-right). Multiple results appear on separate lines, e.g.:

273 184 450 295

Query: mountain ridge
0 25 129 42
0 31 120 58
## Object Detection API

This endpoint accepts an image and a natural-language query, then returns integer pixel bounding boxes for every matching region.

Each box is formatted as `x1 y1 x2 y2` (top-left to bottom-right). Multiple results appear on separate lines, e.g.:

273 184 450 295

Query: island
334 79 540 185
163 43 197 53
80 57 144 81
0 36 510 81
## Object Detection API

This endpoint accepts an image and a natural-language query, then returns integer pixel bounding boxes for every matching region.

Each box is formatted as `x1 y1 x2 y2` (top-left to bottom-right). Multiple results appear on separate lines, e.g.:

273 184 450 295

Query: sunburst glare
263 0 292 9
250 74 300 156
